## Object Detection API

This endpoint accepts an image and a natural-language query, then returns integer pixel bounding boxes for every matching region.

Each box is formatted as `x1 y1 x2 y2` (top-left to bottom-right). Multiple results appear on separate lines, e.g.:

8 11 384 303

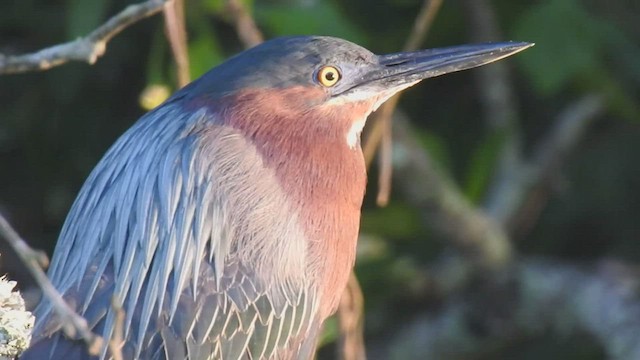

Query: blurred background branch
385 258 640 359
391 113 513 271
225 0 264 48
506 94 605 235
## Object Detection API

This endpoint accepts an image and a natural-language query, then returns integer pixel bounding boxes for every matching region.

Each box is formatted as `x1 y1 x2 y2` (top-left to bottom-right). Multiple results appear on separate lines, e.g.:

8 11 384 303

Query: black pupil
325 72 335 81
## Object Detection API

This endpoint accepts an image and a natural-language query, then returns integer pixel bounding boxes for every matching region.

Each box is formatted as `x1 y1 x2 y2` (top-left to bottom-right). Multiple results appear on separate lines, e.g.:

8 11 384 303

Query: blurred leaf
317 316 338 347
463 130 507 203
602 23 640 84
202 0 225 14
514 0 640 121
189 34 224 79
66 0 108 38
146 28 169 85
361 203 420 239
203 0 255 16
416 129 451 172
513 0 606 95
581 69 640 122
255 2 365 42
389 256 422 287
356 234 389 262
185 9 225 79
593 25 640 121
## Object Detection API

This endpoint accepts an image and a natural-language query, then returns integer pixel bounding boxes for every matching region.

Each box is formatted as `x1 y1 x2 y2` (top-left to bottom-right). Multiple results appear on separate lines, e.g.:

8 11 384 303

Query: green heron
22 36 531 359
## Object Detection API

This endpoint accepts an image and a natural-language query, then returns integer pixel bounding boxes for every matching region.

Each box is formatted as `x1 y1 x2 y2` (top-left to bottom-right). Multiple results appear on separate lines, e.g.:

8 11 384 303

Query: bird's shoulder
33 102 318 359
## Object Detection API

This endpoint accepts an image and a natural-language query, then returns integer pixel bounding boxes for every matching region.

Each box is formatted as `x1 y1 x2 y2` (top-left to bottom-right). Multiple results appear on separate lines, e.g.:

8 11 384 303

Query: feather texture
25 102 319 359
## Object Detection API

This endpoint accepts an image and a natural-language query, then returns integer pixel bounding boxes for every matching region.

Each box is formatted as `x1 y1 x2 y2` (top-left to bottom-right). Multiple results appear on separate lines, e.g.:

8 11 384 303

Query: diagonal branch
0 0 170 75
507 94 605 234
0 213 103 355
337 273 367 360
391 113 512 270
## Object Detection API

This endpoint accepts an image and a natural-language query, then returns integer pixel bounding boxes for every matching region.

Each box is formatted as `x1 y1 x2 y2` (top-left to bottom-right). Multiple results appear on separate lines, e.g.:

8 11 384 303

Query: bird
21 36 531 359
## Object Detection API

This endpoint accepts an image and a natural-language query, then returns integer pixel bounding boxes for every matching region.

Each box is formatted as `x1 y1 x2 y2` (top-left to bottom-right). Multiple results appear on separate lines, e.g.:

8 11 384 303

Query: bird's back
21 99 357 359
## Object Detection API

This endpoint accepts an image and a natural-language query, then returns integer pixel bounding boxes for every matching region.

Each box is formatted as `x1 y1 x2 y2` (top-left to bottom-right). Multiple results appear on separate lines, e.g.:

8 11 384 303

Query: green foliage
416 129 452 173
187 25 224 79
317 316 338 348
513 0 640 120
202 0 255 15
361 203 421 239
146 30 170 85
514 0 605 95
255 1 365 42
463 130 508 204
66 0 109 38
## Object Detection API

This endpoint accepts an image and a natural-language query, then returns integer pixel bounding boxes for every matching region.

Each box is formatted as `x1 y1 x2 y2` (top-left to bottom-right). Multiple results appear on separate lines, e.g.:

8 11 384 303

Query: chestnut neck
212 87 369 316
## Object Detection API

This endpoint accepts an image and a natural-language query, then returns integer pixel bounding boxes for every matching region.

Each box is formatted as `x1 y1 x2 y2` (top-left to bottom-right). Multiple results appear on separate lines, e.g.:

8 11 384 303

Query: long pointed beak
348 42 533 95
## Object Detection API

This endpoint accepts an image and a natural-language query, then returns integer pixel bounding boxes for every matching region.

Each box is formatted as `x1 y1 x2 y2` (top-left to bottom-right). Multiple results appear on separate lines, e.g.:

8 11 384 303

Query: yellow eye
317 66 341 87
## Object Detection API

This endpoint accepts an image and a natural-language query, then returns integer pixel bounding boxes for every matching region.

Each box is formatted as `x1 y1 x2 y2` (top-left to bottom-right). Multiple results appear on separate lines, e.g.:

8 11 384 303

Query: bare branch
0 0 169 75
0 213 103 355
375 98 399 207
386 258 640 360
225 0 264 49
163 0 190 87
363 96 400 168
508 94 605 234
391 113 513 270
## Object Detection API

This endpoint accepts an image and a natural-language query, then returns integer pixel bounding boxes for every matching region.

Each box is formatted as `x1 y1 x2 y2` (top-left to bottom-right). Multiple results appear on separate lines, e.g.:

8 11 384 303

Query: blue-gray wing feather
25 103 318 360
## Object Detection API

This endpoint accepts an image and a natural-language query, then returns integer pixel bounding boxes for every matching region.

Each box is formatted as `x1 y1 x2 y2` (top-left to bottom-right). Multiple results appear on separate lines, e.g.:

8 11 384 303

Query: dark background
1 0 639 358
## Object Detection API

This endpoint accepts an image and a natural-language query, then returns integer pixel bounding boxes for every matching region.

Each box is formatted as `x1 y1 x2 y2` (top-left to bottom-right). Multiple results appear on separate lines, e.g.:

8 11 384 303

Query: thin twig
404 0 443 51
509 94 605 235
225 0 264 49
374 96 401 206
0 213 103 355
363 96 399 168
363 0 444 205
337 274 367 360
163 0 190 87
0 0 169 75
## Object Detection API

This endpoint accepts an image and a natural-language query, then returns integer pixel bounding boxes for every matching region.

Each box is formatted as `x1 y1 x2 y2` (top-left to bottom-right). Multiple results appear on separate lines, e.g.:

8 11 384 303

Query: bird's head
166 36 532 316
179 36 532 148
